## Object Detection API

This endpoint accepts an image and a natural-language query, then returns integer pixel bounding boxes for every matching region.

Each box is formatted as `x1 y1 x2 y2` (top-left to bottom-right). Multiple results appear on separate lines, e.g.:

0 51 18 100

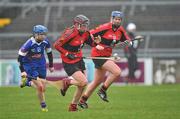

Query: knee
79 80 88 87
113 69 121 77
37 85 45 92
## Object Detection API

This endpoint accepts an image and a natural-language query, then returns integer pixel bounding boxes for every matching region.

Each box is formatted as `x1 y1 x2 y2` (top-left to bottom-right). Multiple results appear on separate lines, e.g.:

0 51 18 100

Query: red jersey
90 22 130 57
54 27 95 64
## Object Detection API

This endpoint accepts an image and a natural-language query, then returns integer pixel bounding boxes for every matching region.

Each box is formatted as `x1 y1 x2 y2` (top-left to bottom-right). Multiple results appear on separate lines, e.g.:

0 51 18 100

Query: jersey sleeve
18 39 32 56
84 32 96 47
44 38 52 53
90 23 110 37
53 28 75 54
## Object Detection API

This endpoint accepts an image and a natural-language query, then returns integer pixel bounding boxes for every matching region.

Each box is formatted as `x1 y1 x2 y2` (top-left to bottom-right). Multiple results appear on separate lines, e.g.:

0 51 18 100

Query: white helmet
126 23 136 32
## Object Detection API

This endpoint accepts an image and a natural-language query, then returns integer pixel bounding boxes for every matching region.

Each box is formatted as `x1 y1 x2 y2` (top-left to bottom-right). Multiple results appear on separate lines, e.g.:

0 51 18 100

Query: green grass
0 84 180 119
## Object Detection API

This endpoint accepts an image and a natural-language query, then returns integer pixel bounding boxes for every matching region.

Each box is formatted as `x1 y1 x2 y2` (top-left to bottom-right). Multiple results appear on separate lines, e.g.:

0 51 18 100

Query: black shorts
62 59 86 76
93 59 108 69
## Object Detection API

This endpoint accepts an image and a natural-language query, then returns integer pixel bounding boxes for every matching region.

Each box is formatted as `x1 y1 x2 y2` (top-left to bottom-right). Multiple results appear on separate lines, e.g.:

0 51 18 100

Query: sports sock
101 84 108 91
41 102 47 108
25 80 31 87
81 95 88 102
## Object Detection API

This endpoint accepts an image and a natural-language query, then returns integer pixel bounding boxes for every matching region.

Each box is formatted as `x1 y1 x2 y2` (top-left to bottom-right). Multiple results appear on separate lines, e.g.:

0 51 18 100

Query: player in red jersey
54 14 100 111
78 11 132 109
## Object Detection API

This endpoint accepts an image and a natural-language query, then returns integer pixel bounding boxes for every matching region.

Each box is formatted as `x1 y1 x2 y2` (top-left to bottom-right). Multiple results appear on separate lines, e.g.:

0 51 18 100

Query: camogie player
17 25 54 112
79 11 132 109
54 14 100 111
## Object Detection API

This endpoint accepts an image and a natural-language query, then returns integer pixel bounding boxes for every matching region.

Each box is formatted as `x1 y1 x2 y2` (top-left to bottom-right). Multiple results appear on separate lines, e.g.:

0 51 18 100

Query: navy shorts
23 64 46 80
92 59 108 69
62 59 86 76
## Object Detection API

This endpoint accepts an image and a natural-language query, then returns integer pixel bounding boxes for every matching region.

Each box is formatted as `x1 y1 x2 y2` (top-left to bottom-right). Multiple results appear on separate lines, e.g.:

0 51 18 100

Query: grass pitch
0 84 180 119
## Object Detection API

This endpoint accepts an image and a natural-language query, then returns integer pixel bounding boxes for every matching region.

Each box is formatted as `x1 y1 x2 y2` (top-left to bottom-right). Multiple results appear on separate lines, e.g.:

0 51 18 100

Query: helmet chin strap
77 24 86 34
77 24 81 30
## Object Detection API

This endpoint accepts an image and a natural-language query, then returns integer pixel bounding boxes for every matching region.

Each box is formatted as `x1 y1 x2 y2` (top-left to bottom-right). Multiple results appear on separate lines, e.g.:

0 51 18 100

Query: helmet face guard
73 14 90 31
33 25 48 35
33 25 48 42
111 11 124 27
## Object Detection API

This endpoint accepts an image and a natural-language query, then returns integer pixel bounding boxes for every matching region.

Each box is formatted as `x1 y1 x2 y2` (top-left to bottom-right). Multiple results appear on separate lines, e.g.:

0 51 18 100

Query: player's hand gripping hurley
106 35 144 48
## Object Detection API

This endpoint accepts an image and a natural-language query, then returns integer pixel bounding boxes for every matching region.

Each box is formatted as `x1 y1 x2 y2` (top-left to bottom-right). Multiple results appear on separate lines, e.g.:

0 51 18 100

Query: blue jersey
18 37 52 67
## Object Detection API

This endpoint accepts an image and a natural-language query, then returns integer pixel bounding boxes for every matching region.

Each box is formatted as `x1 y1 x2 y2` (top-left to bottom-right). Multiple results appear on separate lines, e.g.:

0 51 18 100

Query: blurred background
0 0 180 86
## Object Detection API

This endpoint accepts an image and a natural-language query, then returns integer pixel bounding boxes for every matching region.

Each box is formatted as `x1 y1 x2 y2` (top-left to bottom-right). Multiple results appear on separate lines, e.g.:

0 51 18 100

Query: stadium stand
0 0 180 58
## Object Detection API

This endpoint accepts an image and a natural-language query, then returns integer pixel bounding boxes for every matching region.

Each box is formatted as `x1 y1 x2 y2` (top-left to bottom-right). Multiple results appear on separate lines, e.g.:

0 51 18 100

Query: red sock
69 103 78 111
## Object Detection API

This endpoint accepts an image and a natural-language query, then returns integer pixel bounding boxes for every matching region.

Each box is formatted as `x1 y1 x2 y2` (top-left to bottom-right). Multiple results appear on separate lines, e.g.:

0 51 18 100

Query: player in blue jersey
17 25 54 112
